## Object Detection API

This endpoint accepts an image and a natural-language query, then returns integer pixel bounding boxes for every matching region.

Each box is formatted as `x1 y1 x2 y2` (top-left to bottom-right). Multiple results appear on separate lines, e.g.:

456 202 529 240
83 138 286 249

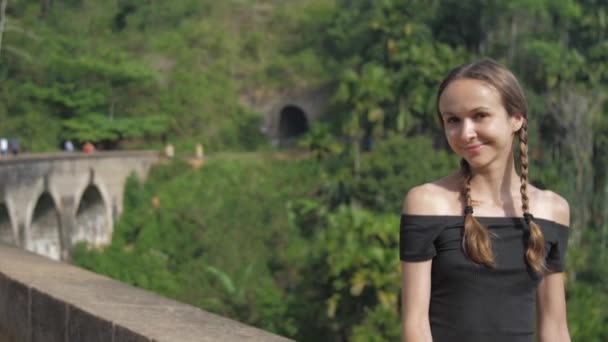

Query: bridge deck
0 151 161 165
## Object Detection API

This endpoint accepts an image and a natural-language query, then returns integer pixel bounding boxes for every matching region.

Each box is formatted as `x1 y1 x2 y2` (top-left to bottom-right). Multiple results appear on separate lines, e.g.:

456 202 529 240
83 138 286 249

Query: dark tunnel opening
278 106 309 146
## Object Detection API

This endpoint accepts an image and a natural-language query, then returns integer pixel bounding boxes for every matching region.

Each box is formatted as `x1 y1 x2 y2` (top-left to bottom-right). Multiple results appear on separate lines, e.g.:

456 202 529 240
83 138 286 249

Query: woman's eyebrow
440 106 492 116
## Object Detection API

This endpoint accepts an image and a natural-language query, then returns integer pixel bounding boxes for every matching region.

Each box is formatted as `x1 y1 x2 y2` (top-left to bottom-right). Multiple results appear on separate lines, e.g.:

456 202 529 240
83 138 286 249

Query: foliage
62 114 168 146
297 123 344 160
347 134 457 213
311 206 401 340
565 227 608 340
74 157 322 337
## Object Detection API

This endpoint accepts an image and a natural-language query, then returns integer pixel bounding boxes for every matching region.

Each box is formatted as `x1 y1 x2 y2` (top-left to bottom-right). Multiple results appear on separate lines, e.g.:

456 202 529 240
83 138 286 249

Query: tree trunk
547 85 602 249
600 183 608 263
508 15 517 61
0 0 7 57
40 0 53 18
353 138 360 178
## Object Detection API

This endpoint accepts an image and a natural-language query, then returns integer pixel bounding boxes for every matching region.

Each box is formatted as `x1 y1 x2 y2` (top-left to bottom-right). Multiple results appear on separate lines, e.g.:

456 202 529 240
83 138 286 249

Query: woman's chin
462 155 490 169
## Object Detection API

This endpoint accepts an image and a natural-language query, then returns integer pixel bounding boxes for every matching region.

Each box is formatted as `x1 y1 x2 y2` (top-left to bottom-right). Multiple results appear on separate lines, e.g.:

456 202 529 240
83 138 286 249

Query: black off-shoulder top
400 215 570 342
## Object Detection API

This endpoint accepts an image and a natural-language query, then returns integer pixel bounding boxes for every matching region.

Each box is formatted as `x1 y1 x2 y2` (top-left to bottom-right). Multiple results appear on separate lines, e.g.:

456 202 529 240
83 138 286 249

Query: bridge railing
0 244 292 342
0 150 161 165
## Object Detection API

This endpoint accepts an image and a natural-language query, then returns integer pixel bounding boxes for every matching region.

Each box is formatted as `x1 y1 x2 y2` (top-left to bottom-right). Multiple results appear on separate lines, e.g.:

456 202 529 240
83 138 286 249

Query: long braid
461 159 495 268
461 159 473 208
519 121 546 273
436 58 546 272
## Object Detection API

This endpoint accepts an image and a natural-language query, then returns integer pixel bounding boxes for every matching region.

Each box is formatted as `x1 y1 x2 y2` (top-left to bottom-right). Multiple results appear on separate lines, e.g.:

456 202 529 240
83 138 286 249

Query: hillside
0 0 334 152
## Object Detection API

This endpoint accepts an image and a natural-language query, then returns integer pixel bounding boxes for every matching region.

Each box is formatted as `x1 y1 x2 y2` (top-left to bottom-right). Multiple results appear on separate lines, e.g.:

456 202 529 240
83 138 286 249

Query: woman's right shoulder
402 175 460 216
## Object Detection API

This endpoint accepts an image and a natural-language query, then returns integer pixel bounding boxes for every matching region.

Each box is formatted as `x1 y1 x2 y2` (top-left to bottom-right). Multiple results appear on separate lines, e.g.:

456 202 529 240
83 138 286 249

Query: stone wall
0 244 292 342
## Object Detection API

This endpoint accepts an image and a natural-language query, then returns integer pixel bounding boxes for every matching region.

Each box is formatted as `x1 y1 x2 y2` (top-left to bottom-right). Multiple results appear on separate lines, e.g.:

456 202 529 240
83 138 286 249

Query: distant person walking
64 140 74 152
10 138 20 156
195 143 204 160
165 143 174 158
0 138 8 156
82 141 95 154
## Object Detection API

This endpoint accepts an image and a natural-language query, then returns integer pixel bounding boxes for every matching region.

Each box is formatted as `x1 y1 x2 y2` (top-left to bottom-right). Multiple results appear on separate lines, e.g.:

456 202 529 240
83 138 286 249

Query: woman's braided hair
436 58 545 273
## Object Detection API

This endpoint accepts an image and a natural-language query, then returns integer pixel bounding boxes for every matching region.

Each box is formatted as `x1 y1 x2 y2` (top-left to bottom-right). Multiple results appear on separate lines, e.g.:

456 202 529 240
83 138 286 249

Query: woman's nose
461 119 477 140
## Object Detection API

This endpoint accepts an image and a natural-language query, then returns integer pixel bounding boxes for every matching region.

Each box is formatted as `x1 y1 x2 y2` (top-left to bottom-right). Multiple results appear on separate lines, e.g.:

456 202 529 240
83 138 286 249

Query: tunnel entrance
0 203 14 245
278 106 309 147
75 185 107 246
29 193 61 260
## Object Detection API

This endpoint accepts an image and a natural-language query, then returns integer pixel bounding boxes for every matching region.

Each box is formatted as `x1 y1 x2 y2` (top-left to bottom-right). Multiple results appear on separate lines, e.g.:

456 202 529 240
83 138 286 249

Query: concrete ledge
0 244 292 342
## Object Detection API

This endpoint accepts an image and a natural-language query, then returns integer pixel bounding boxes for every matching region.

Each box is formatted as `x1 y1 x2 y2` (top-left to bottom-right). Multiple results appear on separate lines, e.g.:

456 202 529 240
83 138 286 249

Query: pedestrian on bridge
64 140 74 152
10 138 20 156
83 142 95 154
195 143 204 160
0 137 8 156
165 143 174 158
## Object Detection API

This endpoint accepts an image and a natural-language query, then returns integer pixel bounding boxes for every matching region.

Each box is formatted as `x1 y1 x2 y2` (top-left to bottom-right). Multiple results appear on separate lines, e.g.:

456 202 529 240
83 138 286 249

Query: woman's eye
475 112 489 119
446 117 459 124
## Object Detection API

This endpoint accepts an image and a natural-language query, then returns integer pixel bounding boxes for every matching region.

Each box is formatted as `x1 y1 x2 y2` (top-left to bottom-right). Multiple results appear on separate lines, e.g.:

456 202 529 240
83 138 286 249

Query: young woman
400 59 571 342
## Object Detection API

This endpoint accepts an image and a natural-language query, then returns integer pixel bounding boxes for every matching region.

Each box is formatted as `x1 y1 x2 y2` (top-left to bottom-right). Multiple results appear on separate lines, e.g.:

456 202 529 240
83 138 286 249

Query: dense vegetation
3 0 607 340
0 0 330 152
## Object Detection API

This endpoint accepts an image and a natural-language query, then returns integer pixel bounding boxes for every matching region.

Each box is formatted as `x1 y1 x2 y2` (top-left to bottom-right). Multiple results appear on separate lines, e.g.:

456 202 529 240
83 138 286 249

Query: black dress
400 215 570 342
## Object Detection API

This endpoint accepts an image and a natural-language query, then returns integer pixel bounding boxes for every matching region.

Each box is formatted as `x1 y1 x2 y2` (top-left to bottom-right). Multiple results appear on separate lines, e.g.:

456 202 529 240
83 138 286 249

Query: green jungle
2 0 607 340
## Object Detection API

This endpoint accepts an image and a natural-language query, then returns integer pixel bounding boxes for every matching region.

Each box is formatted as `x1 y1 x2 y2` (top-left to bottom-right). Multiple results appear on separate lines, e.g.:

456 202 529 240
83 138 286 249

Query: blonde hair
436 58 545 273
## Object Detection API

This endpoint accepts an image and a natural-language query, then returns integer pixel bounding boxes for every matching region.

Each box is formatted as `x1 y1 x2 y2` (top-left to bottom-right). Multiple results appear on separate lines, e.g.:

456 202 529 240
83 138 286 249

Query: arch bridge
0 151 159 261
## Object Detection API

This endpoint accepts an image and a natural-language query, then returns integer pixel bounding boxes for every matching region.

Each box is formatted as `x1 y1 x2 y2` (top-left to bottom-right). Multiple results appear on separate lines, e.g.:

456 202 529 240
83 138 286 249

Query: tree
546 85 604 249
0 0 38 61
0 0 7 56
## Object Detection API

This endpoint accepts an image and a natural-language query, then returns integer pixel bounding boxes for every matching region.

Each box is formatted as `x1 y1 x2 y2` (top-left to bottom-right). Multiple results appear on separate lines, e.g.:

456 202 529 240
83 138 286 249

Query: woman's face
438 79 523 169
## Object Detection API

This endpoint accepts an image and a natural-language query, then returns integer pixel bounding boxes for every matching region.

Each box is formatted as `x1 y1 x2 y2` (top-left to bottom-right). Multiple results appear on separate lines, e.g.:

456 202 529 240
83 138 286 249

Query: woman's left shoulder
530 186 570 227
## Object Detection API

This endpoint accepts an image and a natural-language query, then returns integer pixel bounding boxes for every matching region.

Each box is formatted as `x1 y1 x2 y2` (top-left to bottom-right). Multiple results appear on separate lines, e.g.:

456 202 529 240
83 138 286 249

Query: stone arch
74 184 108 246
29 192 62 260
0 202 15 245
73 176 114 245
278 105 309 145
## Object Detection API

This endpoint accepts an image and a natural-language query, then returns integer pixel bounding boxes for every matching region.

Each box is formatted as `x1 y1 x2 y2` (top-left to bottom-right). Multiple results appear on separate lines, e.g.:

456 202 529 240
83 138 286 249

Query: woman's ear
511 112 524 132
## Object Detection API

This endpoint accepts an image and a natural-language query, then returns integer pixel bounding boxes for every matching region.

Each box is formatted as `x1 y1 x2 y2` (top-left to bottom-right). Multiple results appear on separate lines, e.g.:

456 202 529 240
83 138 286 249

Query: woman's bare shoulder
529 185 570 227
402 173 461 215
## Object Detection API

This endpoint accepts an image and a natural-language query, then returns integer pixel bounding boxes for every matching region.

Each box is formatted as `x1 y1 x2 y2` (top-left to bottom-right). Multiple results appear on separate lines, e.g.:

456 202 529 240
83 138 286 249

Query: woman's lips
465 143 484 154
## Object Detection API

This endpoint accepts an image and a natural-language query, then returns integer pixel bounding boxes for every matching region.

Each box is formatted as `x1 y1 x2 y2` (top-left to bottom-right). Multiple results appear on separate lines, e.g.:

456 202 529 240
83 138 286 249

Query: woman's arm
401 260 433 342
536 191 571 342
536 272 570 342
401 185 439 342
